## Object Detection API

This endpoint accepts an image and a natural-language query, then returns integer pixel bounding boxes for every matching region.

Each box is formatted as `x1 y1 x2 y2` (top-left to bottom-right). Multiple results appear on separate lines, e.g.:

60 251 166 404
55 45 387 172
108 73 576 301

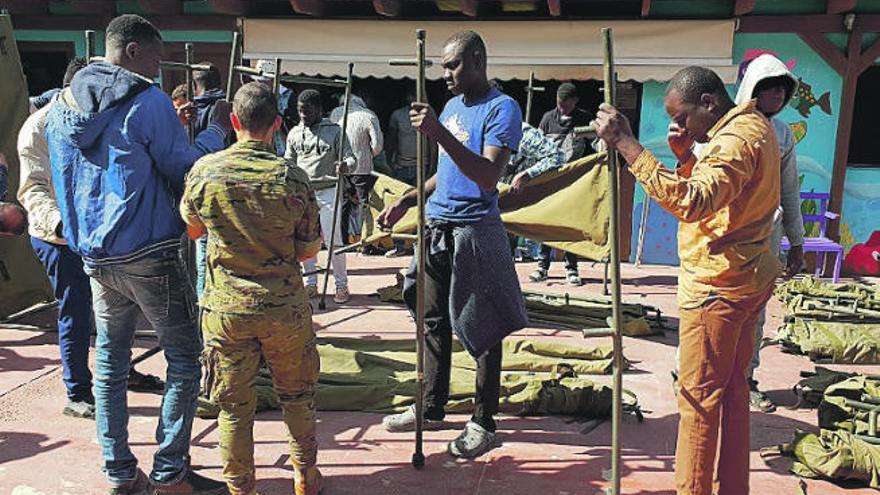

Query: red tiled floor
0 254 876 494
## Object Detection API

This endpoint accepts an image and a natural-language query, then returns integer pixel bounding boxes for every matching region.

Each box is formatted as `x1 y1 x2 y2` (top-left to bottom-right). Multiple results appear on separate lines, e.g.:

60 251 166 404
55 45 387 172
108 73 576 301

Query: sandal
128 368 165 393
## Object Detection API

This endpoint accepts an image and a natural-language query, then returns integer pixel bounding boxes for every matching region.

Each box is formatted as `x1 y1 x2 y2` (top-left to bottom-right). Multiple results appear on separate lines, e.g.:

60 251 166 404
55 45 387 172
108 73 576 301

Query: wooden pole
601 26 624 495
318 62 355 311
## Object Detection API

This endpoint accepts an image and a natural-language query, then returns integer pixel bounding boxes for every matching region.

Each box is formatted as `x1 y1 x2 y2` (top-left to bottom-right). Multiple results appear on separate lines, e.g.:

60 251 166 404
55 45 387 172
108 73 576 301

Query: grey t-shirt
389 106 417 168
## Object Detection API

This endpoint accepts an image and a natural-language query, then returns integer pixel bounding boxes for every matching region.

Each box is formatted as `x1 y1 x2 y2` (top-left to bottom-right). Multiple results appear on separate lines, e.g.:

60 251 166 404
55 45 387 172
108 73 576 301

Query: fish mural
790 120 807 144
791 78 833 117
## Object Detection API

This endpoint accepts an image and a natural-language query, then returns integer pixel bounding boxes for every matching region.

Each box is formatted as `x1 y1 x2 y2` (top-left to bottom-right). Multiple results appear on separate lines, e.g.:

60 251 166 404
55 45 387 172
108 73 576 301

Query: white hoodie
735 54 806 249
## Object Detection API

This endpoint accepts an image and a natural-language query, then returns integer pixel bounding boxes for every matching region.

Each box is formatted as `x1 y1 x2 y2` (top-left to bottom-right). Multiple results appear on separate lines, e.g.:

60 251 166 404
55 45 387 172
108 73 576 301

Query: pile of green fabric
374 274 665 337
522 290 664 337
775 277 880 364
767 368 880 489
197 337 636 421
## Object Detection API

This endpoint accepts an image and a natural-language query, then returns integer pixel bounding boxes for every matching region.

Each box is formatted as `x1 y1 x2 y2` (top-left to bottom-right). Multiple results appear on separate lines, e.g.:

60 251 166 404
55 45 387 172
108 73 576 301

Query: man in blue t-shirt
377 30 529 459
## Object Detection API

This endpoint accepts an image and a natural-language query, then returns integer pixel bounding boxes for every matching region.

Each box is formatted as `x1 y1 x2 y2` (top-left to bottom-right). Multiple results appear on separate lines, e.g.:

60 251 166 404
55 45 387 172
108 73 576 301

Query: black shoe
128 369 164 393
111 470 150 495
150 470 228 495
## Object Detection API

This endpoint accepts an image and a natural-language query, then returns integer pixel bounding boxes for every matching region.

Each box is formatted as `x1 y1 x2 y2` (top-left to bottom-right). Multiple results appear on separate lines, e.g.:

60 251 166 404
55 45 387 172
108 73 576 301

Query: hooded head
735 54 798 118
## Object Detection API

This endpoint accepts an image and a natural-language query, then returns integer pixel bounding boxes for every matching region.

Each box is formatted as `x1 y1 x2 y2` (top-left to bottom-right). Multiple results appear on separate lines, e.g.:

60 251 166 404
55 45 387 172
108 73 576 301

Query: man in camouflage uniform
181 82 323 495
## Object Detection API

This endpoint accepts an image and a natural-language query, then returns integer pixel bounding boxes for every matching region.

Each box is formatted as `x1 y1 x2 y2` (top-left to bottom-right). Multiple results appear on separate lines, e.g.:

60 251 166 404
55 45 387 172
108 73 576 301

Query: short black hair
233 82 278 133
666 66 728 104
194 61 222 91
444 30 487 61
63 57 87 87
105 14 162 51
0 202 28 236
297 89 322 109
557 82 577 100
753 75 795 101
171 84 188 101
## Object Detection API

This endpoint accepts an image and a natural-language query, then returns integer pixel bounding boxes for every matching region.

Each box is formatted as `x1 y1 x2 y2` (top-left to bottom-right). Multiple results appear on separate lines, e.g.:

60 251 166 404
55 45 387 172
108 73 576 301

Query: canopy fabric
0 14 52 318
242 18 737 83
364 152 624 262
197 336 625 419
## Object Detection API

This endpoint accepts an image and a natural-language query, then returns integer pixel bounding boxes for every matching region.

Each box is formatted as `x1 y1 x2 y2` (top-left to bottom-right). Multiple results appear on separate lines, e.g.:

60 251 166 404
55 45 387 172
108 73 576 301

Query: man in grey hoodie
734 54 806 412
674 54 805 412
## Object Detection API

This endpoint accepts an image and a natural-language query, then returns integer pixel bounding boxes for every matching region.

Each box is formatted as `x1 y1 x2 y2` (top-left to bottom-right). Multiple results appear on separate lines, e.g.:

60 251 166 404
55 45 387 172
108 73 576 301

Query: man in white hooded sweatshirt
675 54 806 412
735 54 806 411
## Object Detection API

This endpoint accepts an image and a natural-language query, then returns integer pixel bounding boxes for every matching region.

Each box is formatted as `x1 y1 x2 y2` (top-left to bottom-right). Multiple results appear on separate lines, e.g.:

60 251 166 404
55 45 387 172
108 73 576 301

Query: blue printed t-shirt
426 87 523 223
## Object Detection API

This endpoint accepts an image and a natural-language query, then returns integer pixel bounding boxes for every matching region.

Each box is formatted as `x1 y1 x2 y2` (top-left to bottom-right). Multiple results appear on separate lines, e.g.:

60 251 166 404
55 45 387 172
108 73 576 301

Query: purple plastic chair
780 192 843 283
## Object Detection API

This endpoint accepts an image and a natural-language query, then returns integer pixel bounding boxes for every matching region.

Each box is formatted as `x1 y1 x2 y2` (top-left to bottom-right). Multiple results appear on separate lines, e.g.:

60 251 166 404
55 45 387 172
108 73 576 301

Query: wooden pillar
826 26 862 241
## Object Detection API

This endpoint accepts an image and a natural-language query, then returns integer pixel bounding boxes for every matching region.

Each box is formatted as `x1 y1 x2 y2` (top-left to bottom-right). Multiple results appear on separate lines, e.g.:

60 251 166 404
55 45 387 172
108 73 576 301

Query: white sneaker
334 286 350 304
448 420 500 458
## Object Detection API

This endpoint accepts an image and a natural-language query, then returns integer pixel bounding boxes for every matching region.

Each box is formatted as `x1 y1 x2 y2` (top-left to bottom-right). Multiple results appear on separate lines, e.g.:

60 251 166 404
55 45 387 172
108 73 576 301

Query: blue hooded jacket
45 62 227 265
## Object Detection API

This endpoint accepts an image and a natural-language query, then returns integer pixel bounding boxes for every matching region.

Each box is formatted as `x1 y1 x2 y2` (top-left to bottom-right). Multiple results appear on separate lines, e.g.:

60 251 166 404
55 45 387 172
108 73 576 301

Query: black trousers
403 226 503 433
537 244 579 273
341 174 378 243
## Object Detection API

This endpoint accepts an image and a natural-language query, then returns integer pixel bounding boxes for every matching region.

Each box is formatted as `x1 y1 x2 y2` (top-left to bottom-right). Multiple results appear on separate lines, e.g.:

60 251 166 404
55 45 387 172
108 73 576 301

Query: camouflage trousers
202 307 320 495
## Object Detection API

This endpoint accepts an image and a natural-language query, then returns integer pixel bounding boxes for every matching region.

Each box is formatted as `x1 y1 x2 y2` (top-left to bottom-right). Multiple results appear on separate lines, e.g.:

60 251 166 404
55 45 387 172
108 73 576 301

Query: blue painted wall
631 32 879 267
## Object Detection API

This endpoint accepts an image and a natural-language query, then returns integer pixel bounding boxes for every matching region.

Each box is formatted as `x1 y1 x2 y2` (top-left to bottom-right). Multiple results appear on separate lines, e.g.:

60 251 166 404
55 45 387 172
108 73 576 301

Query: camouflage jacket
181 140 321 315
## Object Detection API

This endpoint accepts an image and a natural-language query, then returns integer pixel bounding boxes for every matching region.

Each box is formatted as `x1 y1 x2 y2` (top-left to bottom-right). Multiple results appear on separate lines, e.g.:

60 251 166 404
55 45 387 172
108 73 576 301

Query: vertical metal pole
318 62 355 311
601 27 624 495
84 30 95 61
634 195 650 267
411 28 428 470
525 71 535 125
272 57 282 97
225 31 240 102
185 43 195 143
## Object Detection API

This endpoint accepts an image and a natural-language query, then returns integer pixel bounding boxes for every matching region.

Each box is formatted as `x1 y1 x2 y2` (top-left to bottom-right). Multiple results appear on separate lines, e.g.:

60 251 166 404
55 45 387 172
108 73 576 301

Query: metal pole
524 71 545 125
318 62 355 311
634 195 650 267
225 31 240 102
601 26 624 495
272 57 282 97
386 31 433 471
84 30 95 62
412 28 428 470
184 43 195 143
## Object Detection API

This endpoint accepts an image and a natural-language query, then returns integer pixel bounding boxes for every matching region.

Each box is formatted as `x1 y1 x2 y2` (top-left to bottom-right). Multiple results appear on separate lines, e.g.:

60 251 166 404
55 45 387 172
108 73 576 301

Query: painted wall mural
631 32 880 275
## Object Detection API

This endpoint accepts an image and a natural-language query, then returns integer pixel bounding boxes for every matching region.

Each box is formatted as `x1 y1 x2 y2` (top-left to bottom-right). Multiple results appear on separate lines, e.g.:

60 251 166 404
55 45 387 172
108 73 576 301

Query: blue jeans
195 235 208 301
30 237 94 402
84 252 202 486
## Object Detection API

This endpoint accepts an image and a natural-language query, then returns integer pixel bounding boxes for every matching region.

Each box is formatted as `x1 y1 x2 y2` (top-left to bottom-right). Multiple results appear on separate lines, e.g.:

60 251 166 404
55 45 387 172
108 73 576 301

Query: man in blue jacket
45 14 231 495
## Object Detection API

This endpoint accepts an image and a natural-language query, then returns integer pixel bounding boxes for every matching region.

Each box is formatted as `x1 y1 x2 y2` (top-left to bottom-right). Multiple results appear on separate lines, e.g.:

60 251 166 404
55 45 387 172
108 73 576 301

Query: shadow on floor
0 431 69 465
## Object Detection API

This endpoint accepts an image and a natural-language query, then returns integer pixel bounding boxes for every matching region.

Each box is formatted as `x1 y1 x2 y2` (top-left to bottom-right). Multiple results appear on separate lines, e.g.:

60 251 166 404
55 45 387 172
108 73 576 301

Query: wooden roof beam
798 30 847 74
459 0 479 17
67 0 117 16
0 0 50 14
135 0 181 15
373 0 404 16
827 0 857 14
289 0 329 16
733 0 757 16
640 0 651 17
206 0 253 15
